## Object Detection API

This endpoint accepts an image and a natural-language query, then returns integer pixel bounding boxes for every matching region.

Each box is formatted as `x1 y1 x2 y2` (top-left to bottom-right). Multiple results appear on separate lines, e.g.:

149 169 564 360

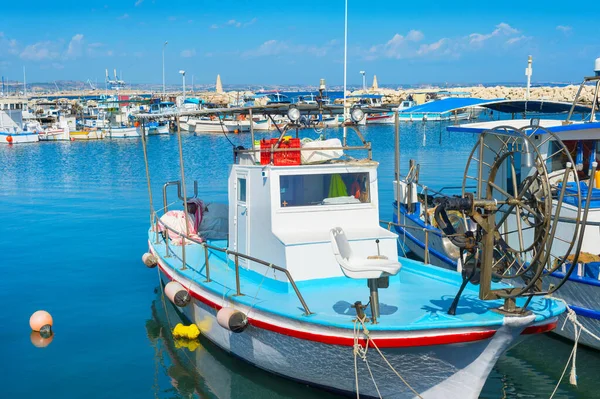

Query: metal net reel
438 124 585 314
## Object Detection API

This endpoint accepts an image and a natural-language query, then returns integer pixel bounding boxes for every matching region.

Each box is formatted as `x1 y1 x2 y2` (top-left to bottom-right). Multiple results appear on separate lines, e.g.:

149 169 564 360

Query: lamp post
360 70 366 91
179 70 186 101
162 41 168 97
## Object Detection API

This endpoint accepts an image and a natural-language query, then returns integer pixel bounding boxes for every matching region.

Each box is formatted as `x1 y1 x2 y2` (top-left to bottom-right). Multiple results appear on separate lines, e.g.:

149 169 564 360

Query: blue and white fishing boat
137 103 568 399
136 101 175 135
0 108 40 144
393 61 600 349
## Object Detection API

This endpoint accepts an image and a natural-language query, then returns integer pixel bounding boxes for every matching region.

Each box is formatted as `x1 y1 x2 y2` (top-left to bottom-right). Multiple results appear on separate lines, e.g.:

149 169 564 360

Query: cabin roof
447 119 600 135
401 97 504 114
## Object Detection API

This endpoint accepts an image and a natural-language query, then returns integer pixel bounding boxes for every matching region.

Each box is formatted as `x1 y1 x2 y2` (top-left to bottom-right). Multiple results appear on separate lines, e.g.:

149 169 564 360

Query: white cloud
365 30 426 60
242 40 288 58
416 38 448 56
406 30 424 42
244 18 257 27
506 35 528 45
180 49 196 58
0 32 19 55
20 41 60 61
66 34 84 58
135 0 144 6
118 13 129 20
241 38 337 59
469 22 519 47
168 16 177 21
363 23 527 61
209 24 218 29
227 19 242 28
557 25 572 35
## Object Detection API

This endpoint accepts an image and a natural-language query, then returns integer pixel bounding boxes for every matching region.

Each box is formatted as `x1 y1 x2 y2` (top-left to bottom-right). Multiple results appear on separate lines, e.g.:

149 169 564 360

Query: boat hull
39 129 70 141
545 274 600 350
367 113 395 124
154 257 548 399
0 131 39 144
70 130 104 140
194 120 249 134
105 126 141 138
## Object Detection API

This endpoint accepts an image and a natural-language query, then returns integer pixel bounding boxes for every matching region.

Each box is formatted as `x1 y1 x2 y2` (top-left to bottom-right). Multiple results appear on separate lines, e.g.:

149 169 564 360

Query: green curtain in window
328 174 348 198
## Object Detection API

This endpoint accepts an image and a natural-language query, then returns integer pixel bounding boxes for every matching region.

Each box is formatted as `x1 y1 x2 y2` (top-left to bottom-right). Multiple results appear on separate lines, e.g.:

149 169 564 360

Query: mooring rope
547 296 600 398
352 317 423 399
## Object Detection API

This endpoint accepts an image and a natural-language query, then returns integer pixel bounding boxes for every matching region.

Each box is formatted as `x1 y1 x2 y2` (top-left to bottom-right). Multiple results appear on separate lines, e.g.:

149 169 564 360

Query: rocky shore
348 84 595 105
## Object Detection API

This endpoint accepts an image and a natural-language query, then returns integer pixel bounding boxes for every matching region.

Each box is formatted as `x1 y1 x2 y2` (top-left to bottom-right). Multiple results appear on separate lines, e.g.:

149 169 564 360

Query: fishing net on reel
437 124 585 312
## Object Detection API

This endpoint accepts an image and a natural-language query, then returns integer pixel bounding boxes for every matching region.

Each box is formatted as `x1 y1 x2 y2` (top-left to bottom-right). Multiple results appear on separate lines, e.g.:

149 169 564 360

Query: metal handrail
235 122 373 165
152 212 313 316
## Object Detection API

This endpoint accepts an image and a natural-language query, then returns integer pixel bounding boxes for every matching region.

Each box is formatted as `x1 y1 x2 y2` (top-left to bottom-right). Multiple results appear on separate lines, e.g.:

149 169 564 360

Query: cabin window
552 140 599 178
237 178 247 202
279 172 370 207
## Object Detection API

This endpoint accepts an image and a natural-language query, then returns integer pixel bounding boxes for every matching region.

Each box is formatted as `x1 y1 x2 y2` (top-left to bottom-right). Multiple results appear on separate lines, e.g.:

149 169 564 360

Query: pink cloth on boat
158 206 203 245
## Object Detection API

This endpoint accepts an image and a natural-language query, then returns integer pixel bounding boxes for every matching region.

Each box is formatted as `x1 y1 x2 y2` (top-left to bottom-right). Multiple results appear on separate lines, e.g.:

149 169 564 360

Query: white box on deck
301 138 344 164
393 180 418 204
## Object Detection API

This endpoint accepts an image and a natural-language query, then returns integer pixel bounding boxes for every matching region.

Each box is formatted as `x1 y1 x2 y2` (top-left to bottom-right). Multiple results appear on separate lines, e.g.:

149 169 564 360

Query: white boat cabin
227 161 398 281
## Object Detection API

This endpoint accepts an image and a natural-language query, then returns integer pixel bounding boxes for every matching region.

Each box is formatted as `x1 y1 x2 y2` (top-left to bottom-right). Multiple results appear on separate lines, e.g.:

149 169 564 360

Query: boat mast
342 0 348 144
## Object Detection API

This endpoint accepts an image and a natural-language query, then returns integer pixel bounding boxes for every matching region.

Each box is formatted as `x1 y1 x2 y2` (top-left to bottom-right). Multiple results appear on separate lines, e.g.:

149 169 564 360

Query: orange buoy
134 121 140 127
30 331 54 348
30 310 53 332
234 129 239 134
6 135 13 144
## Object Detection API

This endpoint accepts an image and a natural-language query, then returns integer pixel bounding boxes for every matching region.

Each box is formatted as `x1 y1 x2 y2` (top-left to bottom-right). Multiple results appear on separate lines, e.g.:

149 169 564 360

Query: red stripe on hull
156 259 555 348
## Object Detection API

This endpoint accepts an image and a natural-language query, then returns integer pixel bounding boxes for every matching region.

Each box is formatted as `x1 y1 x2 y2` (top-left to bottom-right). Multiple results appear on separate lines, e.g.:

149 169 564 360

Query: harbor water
1 121 599 398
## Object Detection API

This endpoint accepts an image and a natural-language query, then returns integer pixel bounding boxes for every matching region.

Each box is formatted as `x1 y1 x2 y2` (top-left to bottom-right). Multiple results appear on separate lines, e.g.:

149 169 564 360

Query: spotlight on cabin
287 105 301 122
319 78 326 91
350 106 365 123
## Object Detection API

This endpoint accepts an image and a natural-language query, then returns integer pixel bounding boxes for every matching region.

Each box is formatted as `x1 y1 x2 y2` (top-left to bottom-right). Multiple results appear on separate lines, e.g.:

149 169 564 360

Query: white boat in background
39 116 76 141
106 125 141 138
194 117 249 134
69 128 105 141
137 120 170 136
251 117 272 131
0 109 40 144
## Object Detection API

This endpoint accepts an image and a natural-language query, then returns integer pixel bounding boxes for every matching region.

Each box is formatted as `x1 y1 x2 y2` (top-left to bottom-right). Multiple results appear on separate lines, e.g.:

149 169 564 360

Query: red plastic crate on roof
260 138 301 166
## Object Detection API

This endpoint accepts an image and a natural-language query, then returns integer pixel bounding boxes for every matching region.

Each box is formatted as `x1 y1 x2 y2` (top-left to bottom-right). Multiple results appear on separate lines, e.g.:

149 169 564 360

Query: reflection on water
1 117 599 398
148 288 338 399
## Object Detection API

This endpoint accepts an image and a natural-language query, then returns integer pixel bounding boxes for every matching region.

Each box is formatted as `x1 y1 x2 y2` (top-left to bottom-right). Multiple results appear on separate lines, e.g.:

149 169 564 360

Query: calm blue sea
1 119 598 398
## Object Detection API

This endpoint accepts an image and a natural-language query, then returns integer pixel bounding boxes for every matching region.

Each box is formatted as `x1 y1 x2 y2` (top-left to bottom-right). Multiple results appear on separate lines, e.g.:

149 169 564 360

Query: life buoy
238 114 246 121
6 135 13 144
210 115 216 121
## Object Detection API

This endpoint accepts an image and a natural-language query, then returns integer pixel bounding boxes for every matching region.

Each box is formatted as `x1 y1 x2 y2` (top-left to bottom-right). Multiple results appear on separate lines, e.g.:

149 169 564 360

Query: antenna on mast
525 55 533 101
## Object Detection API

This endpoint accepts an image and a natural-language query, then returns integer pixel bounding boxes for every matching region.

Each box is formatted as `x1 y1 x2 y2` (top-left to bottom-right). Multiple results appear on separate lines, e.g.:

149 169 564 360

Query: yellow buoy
172 323 200 340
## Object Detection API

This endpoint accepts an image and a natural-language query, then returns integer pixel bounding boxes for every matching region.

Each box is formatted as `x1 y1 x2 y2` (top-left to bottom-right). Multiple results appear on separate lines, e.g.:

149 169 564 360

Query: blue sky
0 0 598 86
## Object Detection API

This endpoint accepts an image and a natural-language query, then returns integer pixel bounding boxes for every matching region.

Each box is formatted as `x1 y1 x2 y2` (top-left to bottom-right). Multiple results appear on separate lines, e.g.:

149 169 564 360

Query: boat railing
151 211 313 316
234 121 373 164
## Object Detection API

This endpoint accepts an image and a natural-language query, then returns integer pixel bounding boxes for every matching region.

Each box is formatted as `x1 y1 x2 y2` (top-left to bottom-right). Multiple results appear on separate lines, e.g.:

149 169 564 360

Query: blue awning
477 100 591 114
401 98 504 114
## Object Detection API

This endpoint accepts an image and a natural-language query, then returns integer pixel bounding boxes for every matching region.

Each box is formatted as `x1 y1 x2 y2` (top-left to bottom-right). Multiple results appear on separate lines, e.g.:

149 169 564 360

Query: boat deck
149 232 564 332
